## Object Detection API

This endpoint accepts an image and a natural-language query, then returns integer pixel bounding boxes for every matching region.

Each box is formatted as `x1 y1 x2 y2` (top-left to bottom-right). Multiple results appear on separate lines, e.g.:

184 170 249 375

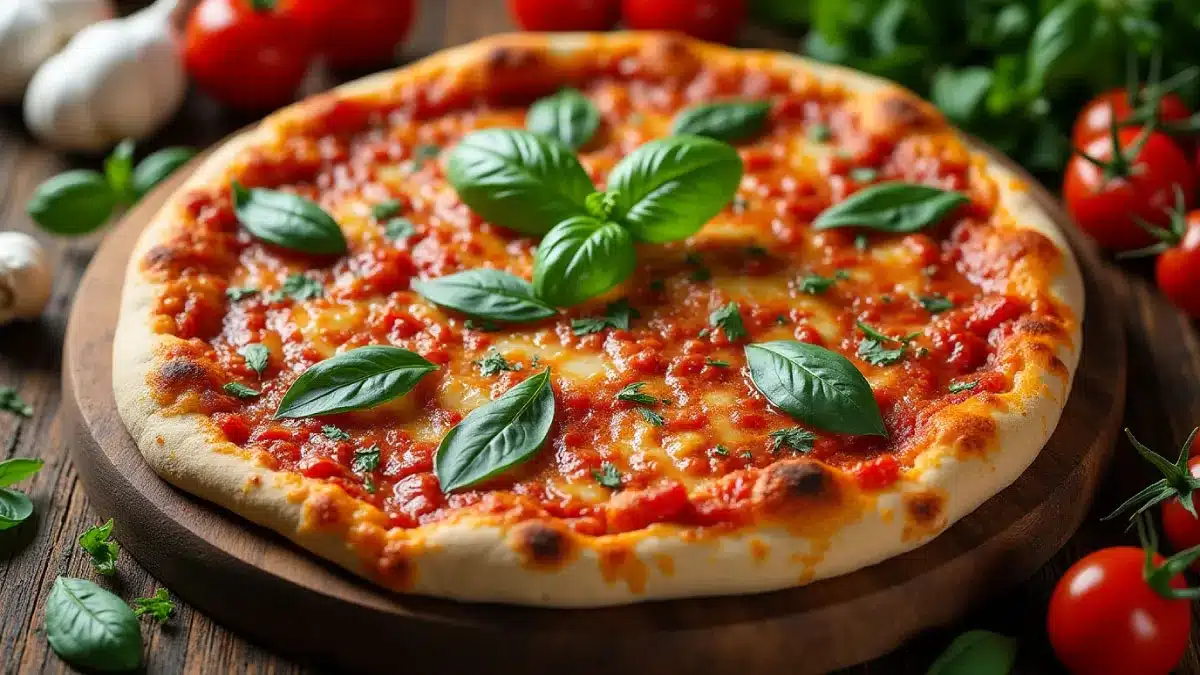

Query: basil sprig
744 340 887 437
275 346 437 419
526 88 601 150
413 269 557 322
446 129 596 236
533 216 636 306
231 181 348 255
671 101 771 142
45 578 142 672
926 630 1017 675
0 457 43 530
813 182 968 234
434 369 555 492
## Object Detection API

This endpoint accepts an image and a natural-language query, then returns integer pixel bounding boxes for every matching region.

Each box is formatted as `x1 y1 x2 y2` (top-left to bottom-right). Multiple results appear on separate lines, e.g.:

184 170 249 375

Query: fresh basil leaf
446 129 595 235
1025 0 1095 91
434 369 555 492
269 274 323 302
131 589 174 623
240 344 269 377
385 217 415 241
0 457 43 487
226 286 258 302
79 519 120 576
104 139 135 203
918 294 954 314
352 445 381 474
571 299 640 335
932 67 993 124
607 135 744 243
0 488 33 530
709 302 747 341
812 182 967 234
413 269 557 322
372 199 403 221
223 382 260 399
593 462 622 490
231 181 347 255
949 381 978 393
769 427 816 454
322 425 350 441
0 387 32 417
45 577 142 672
526 89 601 150
27 170 117 236
275 345 437 419
475 351 521 377
132 147 196 198
926 630 1017 675
671 101 771 142
533 216 636 307
744 340 887 437
616 382 659 405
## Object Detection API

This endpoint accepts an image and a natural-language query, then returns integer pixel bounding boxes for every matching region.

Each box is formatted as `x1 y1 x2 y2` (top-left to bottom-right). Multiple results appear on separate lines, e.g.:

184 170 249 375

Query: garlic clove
0 232 53 324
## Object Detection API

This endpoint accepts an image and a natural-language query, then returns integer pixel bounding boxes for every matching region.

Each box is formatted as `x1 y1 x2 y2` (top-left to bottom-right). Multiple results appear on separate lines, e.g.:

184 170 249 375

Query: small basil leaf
533 216 636 307
231 181 348 255
446 129 595 235
812 182 968 234
413 269 557 322
27 170 117 236
275 345 437 419
0 488 33 530
926 630 1017 675
435 369 555 492
607 135 743 243
526 89 601 150
240 344 269 376
0 457 43 487
104 139 135 203
670 101 771 142
744 340 887 437
132 147 196 198
45 577 143 672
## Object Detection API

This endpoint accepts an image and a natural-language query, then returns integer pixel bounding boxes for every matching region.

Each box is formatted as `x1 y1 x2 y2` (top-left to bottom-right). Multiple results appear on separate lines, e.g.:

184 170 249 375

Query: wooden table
2 1 1199 673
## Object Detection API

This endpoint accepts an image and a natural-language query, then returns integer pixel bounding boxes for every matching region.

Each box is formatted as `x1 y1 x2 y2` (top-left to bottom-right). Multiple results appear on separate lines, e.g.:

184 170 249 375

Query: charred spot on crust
510 520 574 568
485 46 542 72
142 245 177 270
752 459 840 517
904 491 945 528
152 359 215 399
940 414 997 456
639 36 701 81
1017 317 1064 338
877 93 933 130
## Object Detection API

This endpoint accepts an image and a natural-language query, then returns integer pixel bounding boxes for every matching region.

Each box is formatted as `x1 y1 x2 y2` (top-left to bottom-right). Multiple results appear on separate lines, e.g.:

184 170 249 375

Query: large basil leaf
275 345 437 419
412 269 557 322
45 577 143 672
0 488 33 530
526 89 601 150
926 631 1017 675
812 182 967 233
1025 0 1096 91
533 216 636 307
132 147 196 198
744 340 887 437
435 369 555 492
606 135 743 243
231 182 347 255
0 457 43 486
27 170 117 236
446 129 595 235
671 101 771 142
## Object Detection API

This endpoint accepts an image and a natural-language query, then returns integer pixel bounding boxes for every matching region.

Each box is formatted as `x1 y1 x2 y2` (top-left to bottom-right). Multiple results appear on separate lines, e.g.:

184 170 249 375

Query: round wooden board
62 141 1125 675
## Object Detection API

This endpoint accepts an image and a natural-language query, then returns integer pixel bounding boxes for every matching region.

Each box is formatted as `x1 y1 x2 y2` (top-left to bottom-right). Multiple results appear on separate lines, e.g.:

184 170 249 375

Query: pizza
113 32 1083 607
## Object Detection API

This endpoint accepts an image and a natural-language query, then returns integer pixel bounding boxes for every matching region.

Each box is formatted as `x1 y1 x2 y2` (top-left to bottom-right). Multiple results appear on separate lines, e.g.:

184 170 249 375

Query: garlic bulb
0 0 112 102
0 233 53 324
23 0 185 151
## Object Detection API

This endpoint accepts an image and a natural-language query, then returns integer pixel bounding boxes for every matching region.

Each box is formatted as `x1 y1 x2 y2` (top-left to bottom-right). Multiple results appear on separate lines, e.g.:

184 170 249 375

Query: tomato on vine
1072 61 1197 148
506 0 619 31
284 0 416 69
1048 515 1199 675
620 0 747 43
1120 190 1200 318
1105 428 1200 561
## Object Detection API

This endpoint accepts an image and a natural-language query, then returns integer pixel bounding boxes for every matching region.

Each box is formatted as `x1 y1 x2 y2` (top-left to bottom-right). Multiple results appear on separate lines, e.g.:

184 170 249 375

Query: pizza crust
113 32 1083 607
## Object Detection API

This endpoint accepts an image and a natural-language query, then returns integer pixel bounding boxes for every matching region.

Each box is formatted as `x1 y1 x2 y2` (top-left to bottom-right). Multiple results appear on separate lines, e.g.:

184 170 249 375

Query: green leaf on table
131 588 175 623
526 89 601 150
0 489 34 531
925 630 1017 675
132 147 196 198
27 170 117 236
275 345 437 418
533 216 636 307
79 519 120 576
0 458 43 486
45 577 142 672
104 139 135 203
413 269 557 323
0 387 32 417
231 181 347 255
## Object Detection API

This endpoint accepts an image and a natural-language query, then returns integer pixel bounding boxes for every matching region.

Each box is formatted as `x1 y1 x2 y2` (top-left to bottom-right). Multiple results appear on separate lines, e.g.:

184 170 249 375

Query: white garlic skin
0 232 53 324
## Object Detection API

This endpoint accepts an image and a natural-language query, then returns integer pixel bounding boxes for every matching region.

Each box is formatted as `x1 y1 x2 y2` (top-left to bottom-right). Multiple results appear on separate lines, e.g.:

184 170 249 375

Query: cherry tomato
184 0 315 110
1072 88 1191 148
620 0 747 43
1161 457 1200 554
283 0 415 69
1048 546 1191 675
1063 128 1196 251
506 0 619 31
1154 211 1200 317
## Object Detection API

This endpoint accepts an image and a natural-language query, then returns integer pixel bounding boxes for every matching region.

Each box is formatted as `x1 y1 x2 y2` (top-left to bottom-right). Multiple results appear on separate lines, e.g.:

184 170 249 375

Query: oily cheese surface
113 32 1083 606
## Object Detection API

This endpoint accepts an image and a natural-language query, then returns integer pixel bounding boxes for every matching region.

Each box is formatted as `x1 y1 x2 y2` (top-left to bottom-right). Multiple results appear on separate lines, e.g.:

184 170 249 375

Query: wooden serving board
61 143 1125 675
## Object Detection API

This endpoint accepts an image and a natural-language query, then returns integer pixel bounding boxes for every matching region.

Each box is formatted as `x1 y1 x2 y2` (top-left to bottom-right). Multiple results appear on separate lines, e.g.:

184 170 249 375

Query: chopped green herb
698 327 711 338
385 217 416 240
223 382 260 398
713 444 731 457
464 318 499 332
409 144 440 170
616 382 659 406
269 274 323 302
769 427 816 454
880 294 893 304
709 302 747 341
856 322 916 367
352 445 381 475
322 425 351 441
225 286 258 302
850 167 879 182
949 381 978 393
131 589 175 623
0 387 31 417
571 299 641 335
79 519 120 576
649 279 666 292
745 245 768 257
637 407 664 426
592 462 622 490
775 314 789 326
918 294 955 314
740 451 753 460
685 253 712 281
798 273 840 295
855 234 869 252
475 350 522 376
239 344 269 377
808 123 832 143
372 200 403 221
705 357 730 368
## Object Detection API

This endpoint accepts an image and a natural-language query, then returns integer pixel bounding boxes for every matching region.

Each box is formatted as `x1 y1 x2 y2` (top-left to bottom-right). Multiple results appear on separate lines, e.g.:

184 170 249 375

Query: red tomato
1154 211 1200 317
184 0 315 110
620 0 747 43
1072 88 1192 148
506 0 619 31
1161 456 1200 555
1048 547 1191 675
283 0 416 69
1063 128 1196 251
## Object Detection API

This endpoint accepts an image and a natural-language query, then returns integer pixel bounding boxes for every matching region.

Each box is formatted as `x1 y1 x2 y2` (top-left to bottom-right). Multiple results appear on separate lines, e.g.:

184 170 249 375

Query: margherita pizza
113 33 1083 606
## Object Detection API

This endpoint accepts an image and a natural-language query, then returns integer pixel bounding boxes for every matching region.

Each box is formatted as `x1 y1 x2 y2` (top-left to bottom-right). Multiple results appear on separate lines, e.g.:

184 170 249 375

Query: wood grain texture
0 1 1197 673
